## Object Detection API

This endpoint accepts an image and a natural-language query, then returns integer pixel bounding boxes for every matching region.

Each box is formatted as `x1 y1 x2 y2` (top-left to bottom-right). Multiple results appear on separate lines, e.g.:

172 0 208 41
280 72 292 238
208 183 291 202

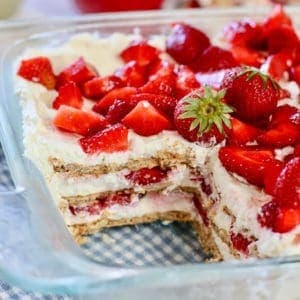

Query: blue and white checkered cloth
0 144 204 298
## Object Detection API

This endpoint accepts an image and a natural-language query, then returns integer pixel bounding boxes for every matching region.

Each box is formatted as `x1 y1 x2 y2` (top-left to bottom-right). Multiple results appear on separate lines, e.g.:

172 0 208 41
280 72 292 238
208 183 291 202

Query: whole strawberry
174 87 233 145
225 68 280 123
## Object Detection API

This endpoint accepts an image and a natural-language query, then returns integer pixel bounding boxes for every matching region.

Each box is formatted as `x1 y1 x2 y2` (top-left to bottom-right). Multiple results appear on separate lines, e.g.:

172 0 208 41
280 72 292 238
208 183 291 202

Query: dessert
15 5 300 260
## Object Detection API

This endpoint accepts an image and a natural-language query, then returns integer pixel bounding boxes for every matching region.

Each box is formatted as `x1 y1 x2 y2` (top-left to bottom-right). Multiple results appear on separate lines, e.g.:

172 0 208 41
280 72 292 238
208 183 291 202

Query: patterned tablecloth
0 143 206 298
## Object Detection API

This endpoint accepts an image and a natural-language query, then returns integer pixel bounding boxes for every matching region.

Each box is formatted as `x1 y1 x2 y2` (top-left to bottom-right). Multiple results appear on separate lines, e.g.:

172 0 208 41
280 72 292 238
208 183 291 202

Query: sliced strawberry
103 192 132 207
228 118 260 146
270 105 300 127
92 87 137 115
115 61 147 87
190 46 238 73
263 159 284 196
230 232 251 255
147 59 175 79
267 51 294 80
56 57 98 89
125 167 168 185
52 82 83 109
257 200 279 229
218 146 274 186
166 23 210 64
294 144 300 157
138 73 176 97
275 157 300 209
17 56 56 89
230 45 264 67
122 101 172 136
82 75 124 99
106 99 133 124
69 200 104 216
267 25 299 54
174 65 200 99
79 123 129 154
290 65 300 85
120 41 159 66
263 4 292 35
53 105 108 136
130 93 178 118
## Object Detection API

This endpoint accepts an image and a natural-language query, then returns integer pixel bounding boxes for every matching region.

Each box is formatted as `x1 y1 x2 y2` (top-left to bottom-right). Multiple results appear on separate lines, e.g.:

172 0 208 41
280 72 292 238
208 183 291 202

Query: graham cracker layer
50 149 195 176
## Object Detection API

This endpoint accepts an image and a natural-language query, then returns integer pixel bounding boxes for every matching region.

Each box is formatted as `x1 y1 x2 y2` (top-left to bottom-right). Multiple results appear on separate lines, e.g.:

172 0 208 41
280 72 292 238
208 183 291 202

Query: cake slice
15 5 300 260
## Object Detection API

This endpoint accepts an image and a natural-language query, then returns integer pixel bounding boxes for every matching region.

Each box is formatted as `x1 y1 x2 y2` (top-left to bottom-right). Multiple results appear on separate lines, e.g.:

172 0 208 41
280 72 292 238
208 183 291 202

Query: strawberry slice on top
174 87 233 145
122 101 172 136
53 105 108 136
79 123 129 154
52 82 83 109
17 56 56 90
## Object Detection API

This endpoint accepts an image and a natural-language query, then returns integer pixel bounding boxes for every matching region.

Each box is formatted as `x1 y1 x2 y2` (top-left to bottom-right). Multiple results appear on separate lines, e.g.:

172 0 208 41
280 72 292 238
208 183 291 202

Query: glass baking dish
1 6 300 299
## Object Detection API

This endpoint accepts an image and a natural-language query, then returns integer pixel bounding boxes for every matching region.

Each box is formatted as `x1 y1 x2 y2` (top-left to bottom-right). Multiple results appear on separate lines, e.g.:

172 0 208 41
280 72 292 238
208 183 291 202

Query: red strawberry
166 23 210 64
147 59 175 79
290 65 300 85
223 20 265 49
69 200 104 216
92 87 137 115
52 82 83 110
275 157 300 208
266 51 294 80
106 99 133 124
122 101 172 136
258 200 300 233
103 192 132 207
174 87 233 145
228 118 260 146
270 105 300 127
56 57 98 89
263 4 292 35
120 41 159 66
230 232 251 255
263 159 284 196
267 25 299 54
218 146 274 186
174 65 200 99
225 68 280 122
53 105 108 136
279 88 291 100
79 123 128 154
190 46 238 73
130 93 178 118
125 167 168 185
82 75 124 99
115 61 146 87
17 56 56 89
138 73 176 97
294 144 300 157
230 45 264 67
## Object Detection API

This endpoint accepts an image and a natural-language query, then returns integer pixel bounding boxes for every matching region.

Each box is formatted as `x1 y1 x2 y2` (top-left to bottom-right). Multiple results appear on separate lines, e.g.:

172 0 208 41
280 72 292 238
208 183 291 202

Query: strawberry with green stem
174 87 233 145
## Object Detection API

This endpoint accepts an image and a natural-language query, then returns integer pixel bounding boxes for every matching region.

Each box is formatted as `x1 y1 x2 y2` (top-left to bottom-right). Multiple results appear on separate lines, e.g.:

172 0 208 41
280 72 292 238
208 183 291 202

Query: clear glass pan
1 7 300 299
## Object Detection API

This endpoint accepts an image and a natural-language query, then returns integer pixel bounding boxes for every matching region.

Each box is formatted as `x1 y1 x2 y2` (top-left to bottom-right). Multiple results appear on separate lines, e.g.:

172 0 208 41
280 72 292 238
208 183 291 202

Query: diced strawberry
190 46 238 72
274 157 300 209
120 41 159 66
115 61 147 87
174 65 200 99
263 4 292 35
257 123 300 148
52 82 83 109
138 73 176 97
263 159 284 196
103 192 132 207
218 146 274 186
56 57 98 89
92 87 137 115
267 25 299 54
122 101 172 136
17 56 56 89
290 65 300 85
230 45 264 67
79 123 129 154
166 23 210 64
125 167 168 185
223 20 265 49
106 99 134 124
228 118 260 146
130 93 178 118
82 75 124 99
230 232 251 255
266 51 294 80
53 105 108 136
